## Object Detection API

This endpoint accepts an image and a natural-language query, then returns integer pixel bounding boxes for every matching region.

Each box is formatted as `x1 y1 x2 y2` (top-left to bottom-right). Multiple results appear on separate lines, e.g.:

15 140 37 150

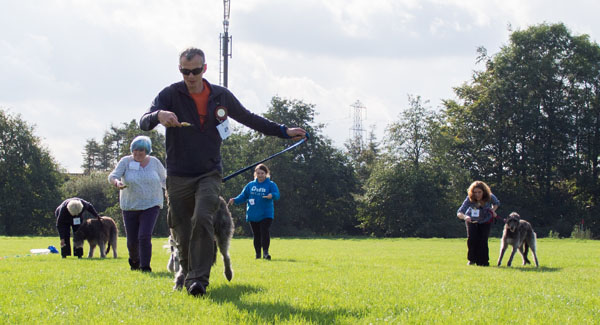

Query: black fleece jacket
140 80 289 177
55 198 100 226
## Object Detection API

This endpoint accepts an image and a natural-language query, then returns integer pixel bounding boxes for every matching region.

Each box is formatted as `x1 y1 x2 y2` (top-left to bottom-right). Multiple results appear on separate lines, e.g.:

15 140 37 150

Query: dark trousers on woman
465 221 491 266
57 223 82 258
250 218 273 258
123 206 159 271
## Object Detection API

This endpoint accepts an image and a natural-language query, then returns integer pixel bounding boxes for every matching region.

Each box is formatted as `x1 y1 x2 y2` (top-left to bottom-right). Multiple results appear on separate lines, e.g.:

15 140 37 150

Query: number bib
217 119 232 140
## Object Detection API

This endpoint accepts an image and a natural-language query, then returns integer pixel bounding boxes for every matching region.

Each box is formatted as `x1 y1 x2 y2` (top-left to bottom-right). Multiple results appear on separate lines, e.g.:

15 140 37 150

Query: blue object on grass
48 245 59 254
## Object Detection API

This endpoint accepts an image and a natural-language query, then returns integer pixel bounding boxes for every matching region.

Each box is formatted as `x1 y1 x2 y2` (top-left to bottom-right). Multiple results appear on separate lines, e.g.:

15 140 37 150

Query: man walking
140 47 305 296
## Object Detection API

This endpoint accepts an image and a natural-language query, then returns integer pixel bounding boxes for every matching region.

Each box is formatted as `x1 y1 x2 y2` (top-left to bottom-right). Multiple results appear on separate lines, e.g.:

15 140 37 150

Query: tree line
1 23 598 238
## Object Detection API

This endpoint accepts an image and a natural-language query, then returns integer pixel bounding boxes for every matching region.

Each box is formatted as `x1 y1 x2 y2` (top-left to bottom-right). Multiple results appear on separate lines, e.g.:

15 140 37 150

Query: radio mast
349 100 367 145
219 0 232 88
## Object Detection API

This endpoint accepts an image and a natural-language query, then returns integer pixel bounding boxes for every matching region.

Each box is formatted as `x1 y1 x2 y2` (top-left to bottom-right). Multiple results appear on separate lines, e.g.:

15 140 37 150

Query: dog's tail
105 217 118 255
528 227 537 253
522 227 537 265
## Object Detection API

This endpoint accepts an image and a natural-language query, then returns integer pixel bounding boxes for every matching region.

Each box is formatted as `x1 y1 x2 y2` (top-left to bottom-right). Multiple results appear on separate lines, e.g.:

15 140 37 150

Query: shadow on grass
497 265 561 272
146 270 174 279
208 283 362 323
265 258 298 263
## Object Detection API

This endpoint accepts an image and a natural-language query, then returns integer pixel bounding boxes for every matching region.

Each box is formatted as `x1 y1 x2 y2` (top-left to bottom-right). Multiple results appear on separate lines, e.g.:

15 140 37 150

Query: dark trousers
57 223 81 258
250 218 273 256
167 171 222 288
123 206 160 269
465 221 491 266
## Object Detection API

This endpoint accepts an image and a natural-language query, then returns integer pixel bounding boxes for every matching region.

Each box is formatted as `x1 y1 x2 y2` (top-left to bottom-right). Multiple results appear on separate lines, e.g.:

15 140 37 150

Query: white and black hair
67 199 83 216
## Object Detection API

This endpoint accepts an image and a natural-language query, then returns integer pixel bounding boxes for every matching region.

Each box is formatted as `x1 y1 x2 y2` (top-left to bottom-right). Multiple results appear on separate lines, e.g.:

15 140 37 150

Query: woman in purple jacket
456 181 500 266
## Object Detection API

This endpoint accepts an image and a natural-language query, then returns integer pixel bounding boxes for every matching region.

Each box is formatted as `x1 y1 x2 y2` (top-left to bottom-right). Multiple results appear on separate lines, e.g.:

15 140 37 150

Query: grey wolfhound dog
497 212 539 267
73 216 118 258
170 197 234 290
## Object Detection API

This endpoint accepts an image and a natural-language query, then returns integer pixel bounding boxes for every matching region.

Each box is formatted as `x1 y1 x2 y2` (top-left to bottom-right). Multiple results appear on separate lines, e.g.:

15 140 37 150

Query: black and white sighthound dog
497 212 539 267
169 197 234 290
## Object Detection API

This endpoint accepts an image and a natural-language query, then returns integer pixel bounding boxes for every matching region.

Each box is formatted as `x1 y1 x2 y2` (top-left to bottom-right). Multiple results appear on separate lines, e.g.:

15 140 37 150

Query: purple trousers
123 206 159 269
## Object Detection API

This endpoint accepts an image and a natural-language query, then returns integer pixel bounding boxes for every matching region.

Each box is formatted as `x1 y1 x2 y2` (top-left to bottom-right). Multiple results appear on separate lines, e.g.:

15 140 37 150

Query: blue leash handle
222 133 309 183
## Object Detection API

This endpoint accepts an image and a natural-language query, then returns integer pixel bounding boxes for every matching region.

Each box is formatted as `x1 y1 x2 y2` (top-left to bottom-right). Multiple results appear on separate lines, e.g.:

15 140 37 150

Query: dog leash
222 133 309 183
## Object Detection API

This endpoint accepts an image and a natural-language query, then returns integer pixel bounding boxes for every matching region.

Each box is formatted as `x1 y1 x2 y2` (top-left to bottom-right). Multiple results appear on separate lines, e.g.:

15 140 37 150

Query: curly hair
467 181 492 203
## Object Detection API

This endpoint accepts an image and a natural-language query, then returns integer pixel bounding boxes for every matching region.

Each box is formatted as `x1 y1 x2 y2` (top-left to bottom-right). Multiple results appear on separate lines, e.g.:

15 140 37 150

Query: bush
547 230 560 239
570 225 593 239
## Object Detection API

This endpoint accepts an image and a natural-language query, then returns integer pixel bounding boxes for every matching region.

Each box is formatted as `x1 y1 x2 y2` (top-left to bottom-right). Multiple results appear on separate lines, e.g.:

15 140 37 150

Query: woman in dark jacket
456 181 500 266
55 198 100 258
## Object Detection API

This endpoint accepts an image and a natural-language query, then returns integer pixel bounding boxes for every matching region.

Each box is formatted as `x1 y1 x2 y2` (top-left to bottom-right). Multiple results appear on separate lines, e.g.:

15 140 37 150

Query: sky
1 0 599 173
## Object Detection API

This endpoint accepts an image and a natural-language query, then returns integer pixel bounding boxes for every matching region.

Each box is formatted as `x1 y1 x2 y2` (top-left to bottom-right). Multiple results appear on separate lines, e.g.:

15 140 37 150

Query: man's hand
158 110 182 127
263 194 273 199
286 127 307 141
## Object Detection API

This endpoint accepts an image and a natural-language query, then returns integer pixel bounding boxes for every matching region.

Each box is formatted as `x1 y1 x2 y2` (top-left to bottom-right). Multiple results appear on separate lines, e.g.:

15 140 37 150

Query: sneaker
187 282 206 297
141 266 152 273
256 254 261 259
263 254 271 260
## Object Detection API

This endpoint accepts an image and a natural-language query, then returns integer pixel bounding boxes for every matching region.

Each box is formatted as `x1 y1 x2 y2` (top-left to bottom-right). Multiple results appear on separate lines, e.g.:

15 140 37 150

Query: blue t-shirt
233 177 280 222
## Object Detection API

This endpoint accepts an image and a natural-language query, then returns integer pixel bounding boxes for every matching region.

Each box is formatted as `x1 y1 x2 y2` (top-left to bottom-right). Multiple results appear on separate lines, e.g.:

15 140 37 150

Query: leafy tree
386 95 434 169
222 97 360 236
0 109 64 235
358 160 460 237
77 120 169 236
443 23 600 236
61 172 115 216
358 96 461 237
82 120 165 174
81 139 102 174
345 125 380 186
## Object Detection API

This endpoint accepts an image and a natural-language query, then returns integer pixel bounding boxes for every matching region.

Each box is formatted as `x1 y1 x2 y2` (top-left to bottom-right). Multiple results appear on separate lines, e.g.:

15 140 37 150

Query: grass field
0 236 598 324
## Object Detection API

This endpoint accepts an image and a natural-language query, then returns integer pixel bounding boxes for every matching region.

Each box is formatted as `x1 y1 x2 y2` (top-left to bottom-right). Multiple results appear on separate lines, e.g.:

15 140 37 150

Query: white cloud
2 0 600 172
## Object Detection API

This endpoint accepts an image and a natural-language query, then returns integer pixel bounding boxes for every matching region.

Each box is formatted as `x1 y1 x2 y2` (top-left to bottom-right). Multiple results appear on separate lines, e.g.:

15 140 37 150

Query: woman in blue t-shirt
229 164 280 260
457 181 500 266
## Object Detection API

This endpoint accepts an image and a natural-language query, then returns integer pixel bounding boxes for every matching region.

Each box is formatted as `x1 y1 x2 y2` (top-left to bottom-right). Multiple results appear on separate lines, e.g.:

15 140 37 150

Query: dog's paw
172 271 185 291
224 267 233 281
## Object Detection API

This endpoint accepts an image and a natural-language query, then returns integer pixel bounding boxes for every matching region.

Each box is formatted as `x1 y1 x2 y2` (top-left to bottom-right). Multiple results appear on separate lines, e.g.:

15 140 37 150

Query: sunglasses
179 67 204 76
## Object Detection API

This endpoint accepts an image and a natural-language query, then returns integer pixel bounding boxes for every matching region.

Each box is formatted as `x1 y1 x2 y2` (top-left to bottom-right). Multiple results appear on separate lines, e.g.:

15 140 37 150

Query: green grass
1 236 598 324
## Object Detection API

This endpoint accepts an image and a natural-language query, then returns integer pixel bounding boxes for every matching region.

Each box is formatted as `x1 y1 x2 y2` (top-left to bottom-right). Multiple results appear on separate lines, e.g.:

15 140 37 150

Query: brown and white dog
73 216 118 258
497 212 539 267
